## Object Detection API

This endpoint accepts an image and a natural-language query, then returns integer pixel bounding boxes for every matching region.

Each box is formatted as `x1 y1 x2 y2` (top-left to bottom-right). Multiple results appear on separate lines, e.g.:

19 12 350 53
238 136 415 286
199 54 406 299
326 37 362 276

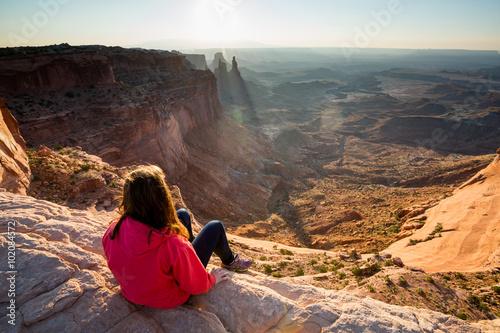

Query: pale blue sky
1 0 499 50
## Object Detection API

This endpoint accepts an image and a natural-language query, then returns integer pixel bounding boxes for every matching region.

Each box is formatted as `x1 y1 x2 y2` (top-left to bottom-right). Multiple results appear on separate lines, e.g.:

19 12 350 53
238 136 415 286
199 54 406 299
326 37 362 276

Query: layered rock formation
1 45 220 179
388 149 500 272
0 45 278 222
1 191 498 332
0 97 30 194
0 52 115 93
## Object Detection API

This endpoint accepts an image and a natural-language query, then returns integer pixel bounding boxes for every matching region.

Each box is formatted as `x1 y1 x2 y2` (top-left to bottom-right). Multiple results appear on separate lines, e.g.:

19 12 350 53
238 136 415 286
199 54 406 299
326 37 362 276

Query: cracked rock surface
1 192 499 332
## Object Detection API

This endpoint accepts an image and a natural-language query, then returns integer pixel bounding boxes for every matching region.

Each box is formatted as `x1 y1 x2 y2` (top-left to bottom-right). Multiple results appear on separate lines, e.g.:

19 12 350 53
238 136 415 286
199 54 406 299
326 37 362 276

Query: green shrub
468 294 489 311
408 239 418 246
262 264 273 274
318 265 328 273
351 266 362 276
259 256 267 261
272 272 283 278
338 272 346 280
431 223 443 235
398 278 407 286
455 313 467 320
310 259 318 265
279 248 293 256
367 285 374 292
425 276 434 283
468 295 490 312
294 268 304 277
492 286 500 293
80 164 91 172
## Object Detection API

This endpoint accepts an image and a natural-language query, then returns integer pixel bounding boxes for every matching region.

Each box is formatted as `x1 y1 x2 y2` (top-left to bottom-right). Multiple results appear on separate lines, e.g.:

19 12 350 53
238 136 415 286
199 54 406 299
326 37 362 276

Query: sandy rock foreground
388 151 500 272
1 192 499 332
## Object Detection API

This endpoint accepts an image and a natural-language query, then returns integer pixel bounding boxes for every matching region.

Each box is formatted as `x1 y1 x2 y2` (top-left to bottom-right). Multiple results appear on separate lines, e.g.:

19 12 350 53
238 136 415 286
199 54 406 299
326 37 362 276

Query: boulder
0 192 495 332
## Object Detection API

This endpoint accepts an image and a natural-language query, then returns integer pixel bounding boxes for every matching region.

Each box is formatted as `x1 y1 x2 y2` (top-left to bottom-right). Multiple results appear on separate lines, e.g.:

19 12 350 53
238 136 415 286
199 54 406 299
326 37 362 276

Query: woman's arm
172 246 219 295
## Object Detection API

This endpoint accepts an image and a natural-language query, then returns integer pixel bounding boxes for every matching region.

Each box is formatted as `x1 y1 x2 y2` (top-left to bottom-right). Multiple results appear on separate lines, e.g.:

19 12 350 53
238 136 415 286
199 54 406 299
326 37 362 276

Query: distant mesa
171 51 207 70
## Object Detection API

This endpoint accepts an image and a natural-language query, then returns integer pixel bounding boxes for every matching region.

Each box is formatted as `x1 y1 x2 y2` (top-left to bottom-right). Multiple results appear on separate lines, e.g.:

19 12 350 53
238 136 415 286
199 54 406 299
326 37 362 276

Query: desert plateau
1 39 500 332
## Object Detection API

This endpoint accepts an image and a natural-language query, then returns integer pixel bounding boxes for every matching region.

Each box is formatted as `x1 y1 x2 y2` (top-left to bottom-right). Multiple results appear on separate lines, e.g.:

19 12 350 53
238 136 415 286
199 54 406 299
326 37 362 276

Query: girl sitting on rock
102 165 252 309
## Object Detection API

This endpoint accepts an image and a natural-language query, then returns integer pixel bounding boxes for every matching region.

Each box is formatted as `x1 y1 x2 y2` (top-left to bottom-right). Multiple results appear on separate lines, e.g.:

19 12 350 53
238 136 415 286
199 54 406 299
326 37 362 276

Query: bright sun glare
190 0 242 44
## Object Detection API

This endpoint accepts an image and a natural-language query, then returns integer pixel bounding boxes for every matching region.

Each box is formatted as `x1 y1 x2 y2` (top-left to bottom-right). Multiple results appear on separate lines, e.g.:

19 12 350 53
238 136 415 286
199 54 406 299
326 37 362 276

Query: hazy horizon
1 0 500 52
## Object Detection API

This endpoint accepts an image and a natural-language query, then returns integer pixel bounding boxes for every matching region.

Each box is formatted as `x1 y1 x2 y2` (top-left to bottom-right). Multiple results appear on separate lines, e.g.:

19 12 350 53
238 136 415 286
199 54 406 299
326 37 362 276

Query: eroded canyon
1 45 500 326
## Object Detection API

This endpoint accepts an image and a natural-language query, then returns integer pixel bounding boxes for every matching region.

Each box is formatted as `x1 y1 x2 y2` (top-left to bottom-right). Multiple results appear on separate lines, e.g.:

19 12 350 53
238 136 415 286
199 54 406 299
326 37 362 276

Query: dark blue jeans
176 209 234 268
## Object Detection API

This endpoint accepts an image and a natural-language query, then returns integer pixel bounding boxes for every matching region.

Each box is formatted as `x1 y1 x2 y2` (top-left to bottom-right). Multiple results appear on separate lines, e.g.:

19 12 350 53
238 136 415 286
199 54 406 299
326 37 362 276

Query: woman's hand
211 268 231 284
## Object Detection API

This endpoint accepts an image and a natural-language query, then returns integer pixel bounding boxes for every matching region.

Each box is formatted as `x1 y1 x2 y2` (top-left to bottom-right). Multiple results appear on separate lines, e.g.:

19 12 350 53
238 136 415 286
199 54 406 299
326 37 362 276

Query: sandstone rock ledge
0 192 498 333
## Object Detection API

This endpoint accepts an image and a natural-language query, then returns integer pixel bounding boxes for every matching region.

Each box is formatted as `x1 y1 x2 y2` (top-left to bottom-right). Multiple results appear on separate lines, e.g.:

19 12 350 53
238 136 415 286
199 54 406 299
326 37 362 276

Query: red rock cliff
0 46 280 222
0 52 115 93
0 97 30 194
1 46 220 179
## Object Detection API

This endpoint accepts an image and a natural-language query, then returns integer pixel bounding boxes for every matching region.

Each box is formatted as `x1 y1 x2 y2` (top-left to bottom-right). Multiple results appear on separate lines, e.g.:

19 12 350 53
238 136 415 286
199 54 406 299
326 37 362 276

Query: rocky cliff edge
1 192 498 332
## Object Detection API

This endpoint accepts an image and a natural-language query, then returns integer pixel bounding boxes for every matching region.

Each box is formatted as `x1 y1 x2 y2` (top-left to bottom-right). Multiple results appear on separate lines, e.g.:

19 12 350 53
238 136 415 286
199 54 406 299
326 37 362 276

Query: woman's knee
176 209 191 224
204 220 225 233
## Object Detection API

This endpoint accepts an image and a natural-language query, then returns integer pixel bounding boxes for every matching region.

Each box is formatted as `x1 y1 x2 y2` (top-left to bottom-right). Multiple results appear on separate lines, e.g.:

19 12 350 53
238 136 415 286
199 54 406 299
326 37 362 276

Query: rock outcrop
208 52 230 72
0 97 30 194
182 54 208 70
388 149 500 272
1 191 498 332
212 53 254 107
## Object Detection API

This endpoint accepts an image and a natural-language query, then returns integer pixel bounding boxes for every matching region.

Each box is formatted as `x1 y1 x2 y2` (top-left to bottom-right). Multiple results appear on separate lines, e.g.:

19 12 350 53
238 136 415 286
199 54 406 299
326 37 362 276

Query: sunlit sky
1 0 499 50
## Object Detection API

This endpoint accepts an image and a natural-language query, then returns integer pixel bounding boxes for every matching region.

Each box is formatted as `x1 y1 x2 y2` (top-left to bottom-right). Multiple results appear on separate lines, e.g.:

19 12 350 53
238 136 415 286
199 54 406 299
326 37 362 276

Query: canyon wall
0 45 276 222
0 52 115 93
0 97 30 194
1 46 221 179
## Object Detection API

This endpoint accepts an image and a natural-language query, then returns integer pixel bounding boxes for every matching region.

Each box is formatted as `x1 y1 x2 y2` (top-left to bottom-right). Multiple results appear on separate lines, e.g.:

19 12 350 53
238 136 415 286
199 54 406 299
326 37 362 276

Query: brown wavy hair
109 165 189 243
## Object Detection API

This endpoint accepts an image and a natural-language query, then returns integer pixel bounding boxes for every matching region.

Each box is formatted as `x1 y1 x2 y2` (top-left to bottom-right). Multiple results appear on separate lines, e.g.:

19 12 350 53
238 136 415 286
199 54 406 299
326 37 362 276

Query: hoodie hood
118 216 170 257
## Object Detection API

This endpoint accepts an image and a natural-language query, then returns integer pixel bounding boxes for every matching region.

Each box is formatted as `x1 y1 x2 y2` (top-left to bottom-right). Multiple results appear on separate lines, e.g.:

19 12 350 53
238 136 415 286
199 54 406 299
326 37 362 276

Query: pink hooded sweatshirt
102 217 215 309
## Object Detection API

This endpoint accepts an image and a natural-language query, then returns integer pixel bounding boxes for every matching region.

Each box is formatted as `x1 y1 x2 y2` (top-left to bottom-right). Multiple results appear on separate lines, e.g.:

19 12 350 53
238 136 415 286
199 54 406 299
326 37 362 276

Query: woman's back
103 216 215 309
